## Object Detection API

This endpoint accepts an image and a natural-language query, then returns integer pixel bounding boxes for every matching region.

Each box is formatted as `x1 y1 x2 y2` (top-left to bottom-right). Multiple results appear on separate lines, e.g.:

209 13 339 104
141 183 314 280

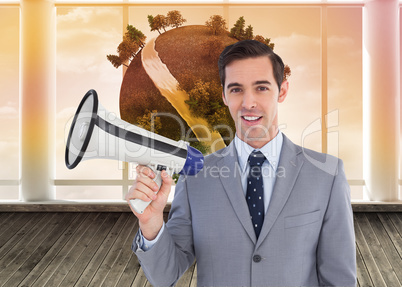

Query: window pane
327 7 363 182
0 8 19 185
0 186 19 200
350 185 363 200
56 185 122 200
56 7 123 181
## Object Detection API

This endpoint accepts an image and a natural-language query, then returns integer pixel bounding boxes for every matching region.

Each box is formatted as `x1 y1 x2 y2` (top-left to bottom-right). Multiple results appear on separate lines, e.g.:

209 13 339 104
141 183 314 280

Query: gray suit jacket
133 135 357 286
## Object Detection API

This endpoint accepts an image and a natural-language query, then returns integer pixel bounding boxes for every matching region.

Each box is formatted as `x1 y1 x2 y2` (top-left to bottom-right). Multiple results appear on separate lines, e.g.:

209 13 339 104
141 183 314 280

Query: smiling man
221 54 288 149
127 40 357 287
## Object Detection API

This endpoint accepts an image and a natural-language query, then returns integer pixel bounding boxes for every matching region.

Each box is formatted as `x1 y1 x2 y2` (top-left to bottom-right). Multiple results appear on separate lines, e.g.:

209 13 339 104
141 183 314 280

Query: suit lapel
217 142 257 243
256 135 304 248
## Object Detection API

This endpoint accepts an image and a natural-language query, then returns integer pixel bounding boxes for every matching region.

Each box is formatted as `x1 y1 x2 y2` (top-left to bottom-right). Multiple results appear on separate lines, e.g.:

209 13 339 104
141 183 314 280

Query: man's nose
242 91 257 109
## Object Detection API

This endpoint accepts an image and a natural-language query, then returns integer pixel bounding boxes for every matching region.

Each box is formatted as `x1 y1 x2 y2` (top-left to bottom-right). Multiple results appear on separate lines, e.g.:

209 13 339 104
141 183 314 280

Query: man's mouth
242 116 262 122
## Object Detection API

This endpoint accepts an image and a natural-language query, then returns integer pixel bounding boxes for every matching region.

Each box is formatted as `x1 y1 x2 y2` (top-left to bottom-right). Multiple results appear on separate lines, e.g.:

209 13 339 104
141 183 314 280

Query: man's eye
257 86 269 91
230 88 241 93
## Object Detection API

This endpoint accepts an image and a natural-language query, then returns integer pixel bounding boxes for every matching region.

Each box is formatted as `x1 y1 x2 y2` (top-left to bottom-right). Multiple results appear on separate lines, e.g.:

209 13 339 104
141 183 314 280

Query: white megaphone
65 89 204 214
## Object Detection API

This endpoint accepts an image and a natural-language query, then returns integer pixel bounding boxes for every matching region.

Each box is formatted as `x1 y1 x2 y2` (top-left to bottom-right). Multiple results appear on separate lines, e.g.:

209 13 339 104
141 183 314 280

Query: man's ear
278 80 289 103
222 90 228 106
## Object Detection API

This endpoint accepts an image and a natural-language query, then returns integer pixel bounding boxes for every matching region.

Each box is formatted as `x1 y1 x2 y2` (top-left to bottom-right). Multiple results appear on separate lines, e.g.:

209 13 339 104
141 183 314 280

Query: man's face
222 56 288 149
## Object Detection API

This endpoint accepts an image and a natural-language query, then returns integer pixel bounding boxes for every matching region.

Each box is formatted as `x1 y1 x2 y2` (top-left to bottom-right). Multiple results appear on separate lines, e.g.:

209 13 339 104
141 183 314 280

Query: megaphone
65 89 204 214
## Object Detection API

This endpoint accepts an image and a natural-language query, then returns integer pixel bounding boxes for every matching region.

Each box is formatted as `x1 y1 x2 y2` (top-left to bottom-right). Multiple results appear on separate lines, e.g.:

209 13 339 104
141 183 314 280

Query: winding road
141 38 226 152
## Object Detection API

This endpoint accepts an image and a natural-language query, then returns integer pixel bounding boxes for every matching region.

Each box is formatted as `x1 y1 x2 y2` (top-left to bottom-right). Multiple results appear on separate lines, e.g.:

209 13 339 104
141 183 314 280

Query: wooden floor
0 212 400 287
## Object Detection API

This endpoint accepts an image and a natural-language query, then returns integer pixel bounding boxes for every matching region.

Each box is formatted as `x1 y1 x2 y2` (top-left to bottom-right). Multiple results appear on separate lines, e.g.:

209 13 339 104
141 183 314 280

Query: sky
0 4 399 200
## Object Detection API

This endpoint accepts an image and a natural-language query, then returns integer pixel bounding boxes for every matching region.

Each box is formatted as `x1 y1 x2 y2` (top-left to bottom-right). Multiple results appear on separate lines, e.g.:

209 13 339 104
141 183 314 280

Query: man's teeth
243 116 261 121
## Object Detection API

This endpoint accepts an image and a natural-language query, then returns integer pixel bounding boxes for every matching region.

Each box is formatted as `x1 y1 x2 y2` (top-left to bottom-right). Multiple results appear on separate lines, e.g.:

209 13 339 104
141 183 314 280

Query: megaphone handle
129 167 163 214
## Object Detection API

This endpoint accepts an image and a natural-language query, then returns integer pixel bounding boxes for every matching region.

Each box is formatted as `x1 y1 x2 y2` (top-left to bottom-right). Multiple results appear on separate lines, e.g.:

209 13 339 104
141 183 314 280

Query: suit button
253 255 262 263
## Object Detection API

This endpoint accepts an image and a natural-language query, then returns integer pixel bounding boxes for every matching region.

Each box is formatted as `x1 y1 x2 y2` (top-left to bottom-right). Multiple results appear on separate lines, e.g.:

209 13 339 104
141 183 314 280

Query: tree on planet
151 14 168 34
205 15 227 36
127 25 146 47
254 35 275 50
107 24 146 68
148 10 187 34
230 16 246 40
167 10 187 28
136 109 162 133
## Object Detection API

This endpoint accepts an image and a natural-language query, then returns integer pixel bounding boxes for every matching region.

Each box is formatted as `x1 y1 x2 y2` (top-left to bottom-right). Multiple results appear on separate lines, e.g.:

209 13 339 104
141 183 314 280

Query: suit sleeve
317 159 357 286
132 176 195 287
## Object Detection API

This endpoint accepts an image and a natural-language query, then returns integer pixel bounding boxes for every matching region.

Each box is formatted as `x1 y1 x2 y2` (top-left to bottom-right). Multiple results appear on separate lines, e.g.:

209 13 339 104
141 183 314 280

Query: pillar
363 0 400 201
20 0 56 201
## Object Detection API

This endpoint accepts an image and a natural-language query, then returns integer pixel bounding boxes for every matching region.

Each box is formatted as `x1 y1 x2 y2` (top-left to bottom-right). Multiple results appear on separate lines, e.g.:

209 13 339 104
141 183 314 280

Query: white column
20 0 56 201
363 0 400 201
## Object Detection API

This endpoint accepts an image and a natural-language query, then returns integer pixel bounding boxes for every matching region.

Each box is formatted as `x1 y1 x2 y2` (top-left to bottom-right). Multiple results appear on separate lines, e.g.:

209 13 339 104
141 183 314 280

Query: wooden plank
2 202 401 213
0 213 38 251
389 213 402 235
352 204 402 213
115 253 140 287
354 213 387 287
98 215 139 287
189 263 197 287
131 267 150 287
58 213 123 286
0 212 12 223
0 213 66 286
3 213 79 287
0 213 50 269
76 213 128 287
365 213 402 285
0 213 45 260
39 212 109 287
0 212 15 235
0 203 171 213
18 212 89 287
355 213 399 286
377 213 402 257
355 244 373 287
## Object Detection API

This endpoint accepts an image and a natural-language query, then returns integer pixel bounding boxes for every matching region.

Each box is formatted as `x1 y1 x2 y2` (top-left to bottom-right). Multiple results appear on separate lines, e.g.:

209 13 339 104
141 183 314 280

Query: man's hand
125 165 173 240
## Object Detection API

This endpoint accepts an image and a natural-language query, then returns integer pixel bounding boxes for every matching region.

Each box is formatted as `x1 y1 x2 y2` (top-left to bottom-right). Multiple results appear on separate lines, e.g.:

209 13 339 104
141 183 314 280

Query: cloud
272 33 322 147
272 33 321 98
0 102 18 119
0 139 19 179
56 8 122 74
273 33 321 63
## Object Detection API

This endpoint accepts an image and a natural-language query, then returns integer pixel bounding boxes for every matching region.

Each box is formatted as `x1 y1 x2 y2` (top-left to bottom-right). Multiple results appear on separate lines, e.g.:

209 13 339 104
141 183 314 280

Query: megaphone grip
129 167 164 214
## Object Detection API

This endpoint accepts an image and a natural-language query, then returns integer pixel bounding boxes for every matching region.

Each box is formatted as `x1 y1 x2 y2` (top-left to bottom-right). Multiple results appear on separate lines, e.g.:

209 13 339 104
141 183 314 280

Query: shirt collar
234 130 283 173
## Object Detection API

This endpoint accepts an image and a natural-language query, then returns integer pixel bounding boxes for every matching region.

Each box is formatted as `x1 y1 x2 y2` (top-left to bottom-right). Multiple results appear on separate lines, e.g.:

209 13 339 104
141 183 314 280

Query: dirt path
141 38 226 152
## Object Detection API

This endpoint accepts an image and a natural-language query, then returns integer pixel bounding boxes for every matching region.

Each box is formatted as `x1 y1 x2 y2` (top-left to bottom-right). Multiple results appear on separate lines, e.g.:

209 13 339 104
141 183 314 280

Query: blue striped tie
246 150 266 238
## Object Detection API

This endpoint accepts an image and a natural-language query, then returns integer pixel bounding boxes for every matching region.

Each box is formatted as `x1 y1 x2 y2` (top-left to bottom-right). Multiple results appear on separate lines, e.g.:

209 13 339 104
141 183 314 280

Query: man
126 40 357 286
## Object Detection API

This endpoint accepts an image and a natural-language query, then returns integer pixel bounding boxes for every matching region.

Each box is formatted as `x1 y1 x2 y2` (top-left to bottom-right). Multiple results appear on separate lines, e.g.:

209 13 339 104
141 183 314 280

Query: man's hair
218 39 285 91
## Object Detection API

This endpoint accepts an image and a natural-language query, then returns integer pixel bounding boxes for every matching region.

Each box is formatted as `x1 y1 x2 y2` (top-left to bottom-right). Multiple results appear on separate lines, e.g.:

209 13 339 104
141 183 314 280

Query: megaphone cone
65 89 204 213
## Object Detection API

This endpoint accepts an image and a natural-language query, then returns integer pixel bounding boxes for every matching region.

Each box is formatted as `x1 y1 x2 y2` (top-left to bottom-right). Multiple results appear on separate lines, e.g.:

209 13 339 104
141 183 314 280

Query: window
0 7 19 200
327 7 363 198
56 7 124 200
1 0 399 202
